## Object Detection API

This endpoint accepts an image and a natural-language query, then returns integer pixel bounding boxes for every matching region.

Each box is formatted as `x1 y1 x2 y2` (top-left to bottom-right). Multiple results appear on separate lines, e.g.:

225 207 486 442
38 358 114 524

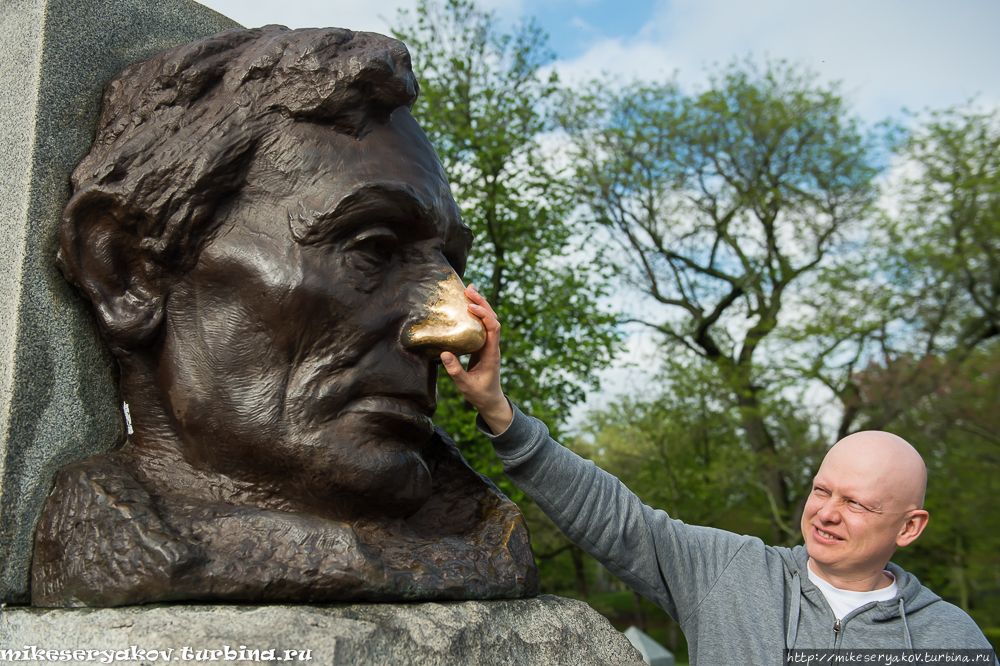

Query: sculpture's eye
346 226 398 273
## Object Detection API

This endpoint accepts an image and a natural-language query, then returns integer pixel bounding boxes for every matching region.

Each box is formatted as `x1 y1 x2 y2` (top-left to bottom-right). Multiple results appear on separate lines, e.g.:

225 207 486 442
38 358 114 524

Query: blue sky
198 0 1000 124
528 0 659 61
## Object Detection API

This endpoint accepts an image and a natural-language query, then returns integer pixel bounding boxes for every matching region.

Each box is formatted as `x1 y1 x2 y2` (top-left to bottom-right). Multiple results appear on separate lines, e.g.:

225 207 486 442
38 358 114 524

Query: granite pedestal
0 595 645 665
0 0 240 604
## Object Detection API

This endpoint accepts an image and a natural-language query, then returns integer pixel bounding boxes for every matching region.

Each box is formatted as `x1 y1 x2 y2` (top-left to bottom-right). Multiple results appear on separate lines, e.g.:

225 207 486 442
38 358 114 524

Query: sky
195 0 1000 427
198 0 1000 122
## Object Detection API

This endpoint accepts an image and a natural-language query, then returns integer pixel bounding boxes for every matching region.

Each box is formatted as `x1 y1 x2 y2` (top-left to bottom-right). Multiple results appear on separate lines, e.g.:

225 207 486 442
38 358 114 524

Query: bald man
803 432 928 595
442 287 995 666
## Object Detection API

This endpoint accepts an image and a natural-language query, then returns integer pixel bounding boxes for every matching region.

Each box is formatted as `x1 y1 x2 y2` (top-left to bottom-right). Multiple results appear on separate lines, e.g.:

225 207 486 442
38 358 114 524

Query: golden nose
401 269 486 357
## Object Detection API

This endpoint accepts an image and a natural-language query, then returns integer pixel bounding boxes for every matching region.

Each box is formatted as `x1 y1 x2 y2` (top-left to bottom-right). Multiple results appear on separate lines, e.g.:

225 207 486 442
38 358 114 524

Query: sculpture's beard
161 387 437 520
195 412 437 520
291 411 436 519
263 354 440 519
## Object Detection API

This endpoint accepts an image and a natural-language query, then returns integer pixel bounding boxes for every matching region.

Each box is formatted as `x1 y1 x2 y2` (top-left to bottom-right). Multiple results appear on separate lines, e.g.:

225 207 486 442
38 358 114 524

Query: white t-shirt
808 565 898 620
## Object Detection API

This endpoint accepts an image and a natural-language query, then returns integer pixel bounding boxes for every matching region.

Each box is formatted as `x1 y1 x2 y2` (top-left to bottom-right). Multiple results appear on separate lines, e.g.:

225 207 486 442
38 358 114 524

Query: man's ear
57 190 166 352
896 509 930 548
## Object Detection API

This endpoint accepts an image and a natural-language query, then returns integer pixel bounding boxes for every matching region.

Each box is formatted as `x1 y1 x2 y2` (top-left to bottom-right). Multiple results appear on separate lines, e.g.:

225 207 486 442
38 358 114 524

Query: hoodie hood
780 545 948 650
782 545 942 619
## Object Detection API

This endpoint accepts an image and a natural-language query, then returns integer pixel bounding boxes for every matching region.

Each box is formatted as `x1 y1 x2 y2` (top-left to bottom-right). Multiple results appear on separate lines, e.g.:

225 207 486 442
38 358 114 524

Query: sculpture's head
56 26 485 519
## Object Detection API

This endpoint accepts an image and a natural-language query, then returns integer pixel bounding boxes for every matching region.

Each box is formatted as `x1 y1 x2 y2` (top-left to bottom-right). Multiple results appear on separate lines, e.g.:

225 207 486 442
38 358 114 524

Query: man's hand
440 285 514 434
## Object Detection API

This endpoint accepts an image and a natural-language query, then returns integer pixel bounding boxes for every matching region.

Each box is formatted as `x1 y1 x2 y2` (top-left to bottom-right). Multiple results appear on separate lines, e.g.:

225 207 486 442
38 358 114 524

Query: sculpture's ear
57 190 165 351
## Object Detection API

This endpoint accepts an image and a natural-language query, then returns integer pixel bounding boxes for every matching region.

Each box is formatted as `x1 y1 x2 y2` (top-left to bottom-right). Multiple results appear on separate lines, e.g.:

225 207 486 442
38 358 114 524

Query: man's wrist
479 396 514 435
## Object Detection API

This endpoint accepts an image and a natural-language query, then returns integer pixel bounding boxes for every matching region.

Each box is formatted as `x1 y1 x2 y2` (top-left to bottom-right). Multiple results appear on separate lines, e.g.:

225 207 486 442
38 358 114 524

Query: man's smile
813 526 844 542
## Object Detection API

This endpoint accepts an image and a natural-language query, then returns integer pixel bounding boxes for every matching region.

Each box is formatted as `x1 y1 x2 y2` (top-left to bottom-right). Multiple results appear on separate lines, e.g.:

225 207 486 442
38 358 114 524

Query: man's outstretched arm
441 286 752 624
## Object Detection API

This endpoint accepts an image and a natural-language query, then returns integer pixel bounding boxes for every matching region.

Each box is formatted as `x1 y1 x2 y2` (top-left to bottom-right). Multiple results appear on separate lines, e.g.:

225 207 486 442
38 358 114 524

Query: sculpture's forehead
259 109 466 246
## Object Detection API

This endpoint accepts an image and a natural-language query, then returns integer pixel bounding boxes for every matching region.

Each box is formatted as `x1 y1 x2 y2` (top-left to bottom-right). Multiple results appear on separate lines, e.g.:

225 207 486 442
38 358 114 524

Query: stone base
0 595 644 665
0 0 240 605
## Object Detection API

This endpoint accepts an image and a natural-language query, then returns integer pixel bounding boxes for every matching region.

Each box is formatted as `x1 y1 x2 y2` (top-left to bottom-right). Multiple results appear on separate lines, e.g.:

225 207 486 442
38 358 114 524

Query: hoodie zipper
833 618 842 648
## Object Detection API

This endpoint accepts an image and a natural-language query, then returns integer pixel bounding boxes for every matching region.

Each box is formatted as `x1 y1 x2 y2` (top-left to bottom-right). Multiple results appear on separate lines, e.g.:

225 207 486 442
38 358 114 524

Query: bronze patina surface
31 25 535 607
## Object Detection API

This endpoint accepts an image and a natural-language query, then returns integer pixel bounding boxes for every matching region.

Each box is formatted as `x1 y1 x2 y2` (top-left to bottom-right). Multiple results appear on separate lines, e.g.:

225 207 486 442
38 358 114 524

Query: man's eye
813 487 830 497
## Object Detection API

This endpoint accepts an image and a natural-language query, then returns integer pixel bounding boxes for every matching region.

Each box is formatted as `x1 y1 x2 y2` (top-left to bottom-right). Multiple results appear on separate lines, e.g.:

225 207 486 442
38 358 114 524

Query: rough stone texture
0 0 240 604
0 595 646 665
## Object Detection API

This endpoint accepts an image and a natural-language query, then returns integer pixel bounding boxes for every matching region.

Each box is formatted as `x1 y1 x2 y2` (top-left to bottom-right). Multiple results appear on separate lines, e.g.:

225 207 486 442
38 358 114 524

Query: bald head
803 431 930 589
822 431 927 511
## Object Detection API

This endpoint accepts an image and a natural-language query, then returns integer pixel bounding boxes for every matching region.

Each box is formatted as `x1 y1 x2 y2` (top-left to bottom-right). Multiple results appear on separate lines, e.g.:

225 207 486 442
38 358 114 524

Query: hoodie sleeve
479 402 755 624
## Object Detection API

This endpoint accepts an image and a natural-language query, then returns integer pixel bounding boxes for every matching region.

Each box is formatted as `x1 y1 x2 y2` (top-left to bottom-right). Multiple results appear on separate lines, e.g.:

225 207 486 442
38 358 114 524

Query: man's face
800 448 913 577
156 108 471 518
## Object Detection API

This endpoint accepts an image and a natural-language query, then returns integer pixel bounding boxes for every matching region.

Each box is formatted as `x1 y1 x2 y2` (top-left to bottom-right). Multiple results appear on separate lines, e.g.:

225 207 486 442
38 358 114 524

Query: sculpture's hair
57 25 419 283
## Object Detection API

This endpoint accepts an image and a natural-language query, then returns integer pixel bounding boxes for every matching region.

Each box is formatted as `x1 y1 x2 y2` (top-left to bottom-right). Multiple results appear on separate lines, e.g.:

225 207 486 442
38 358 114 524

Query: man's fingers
444 288 506 417
465 285 499 321
469 303 499 331
440 352 464 377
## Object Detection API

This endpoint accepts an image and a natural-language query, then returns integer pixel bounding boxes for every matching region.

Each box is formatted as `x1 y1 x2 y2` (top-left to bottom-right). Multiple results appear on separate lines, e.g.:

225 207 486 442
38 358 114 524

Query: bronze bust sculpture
31 25 538 607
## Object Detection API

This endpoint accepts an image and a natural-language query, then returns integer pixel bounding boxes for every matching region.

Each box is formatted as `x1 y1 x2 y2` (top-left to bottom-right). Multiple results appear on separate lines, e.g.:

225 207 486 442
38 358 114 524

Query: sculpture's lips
341 396 435 438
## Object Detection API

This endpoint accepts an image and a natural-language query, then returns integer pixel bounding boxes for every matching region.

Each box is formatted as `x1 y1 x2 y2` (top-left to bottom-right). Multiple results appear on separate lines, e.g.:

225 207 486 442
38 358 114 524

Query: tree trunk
570 545 588 598
633 589 648 633
735 387 791 544
954 534 970 612
667 616 679 652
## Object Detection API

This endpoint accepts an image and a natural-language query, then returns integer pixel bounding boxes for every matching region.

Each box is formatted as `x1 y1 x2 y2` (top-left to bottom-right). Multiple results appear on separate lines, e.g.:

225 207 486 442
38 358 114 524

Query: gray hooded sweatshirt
480 404 995 665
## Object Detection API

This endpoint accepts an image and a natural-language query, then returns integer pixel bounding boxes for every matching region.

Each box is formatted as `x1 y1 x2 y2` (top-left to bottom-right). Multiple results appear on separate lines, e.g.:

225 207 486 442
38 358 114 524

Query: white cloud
569 15 592 32
196 0 1000 120
552 0 1000 120
549 36 680 86
196 0 416 34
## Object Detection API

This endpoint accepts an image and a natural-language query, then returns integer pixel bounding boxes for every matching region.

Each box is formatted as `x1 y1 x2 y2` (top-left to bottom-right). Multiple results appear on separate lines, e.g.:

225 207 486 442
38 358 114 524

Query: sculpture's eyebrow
288 183 443 244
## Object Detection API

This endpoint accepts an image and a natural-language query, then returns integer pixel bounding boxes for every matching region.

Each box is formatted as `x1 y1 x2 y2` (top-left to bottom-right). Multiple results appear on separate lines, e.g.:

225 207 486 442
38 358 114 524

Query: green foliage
561 61 880 354
983 628 1000 652
884 345 1000 629
889 105 1000 354
796 105 1000 437
392 0 620 496
577 92 1000 627
580 358 756 526
561 59 880 541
